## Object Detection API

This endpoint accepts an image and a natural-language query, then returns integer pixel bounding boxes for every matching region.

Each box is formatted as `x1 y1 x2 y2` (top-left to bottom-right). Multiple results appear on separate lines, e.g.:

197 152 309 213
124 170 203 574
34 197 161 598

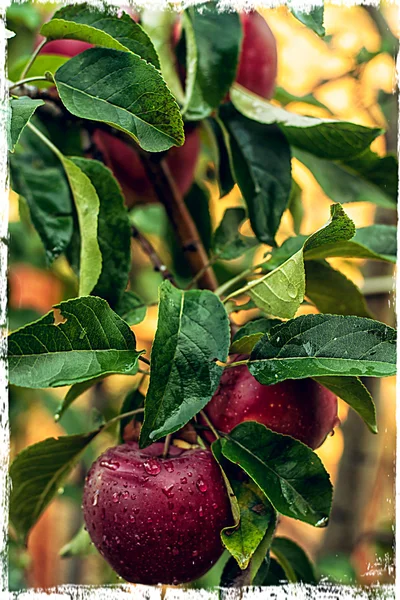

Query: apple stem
162 434 172 458
200 411 220 441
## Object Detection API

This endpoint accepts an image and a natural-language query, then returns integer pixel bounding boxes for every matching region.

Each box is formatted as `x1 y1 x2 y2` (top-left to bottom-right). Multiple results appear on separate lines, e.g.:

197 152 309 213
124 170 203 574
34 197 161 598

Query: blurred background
7 1 397 590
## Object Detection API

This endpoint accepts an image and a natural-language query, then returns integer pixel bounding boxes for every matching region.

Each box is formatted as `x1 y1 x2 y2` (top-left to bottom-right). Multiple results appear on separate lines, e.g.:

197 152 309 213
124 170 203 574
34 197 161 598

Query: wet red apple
83 442 233 585
236 12 277 99
202 365 339 450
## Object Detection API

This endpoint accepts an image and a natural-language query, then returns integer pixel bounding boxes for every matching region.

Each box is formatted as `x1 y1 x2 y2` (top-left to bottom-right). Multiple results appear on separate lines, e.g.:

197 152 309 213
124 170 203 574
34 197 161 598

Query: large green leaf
220 104 292 246
315 376 377 433
9 155 73 263
231 318 281 354
41 4 160 68
54 47 184 152
69 158 131 307
294 148 396 209
290 4 325 37
271 537 318 583
139 280 230 447
220 422 333 527
305 260 371 318
182 3 242 120
9 296 143 388
249 314 397 385
231 84 382 160
9 97 44 151
10 430 99 542
226 204 354 319
61 157 102 297
212 208 258 261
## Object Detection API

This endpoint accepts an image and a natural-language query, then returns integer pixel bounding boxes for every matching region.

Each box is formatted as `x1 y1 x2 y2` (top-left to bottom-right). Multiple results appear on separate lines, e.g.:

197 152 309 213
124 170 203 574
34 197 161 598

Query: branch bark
131 225 176 285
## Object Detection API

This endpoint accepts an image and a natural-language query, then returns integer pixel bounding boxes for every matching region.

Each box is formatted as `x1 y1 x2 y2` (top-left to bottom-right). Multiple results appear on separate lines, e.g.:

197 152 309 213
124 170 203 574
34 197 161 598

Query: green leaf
288 180 304 235
231 84 382 160
69 158 131 307
220 104 292 246
271 537 318 583
9 155 73 263
222 479 276 570
249 314 397 385
54 47 184 152
231 318 281 354
294 148 396 209
56 377 103 422
290 5 325 37
115 291 147 326
141 9 185 104
41 4 160 68
227 204 355 319
9 54 69 87
10 430 99 542
8 296 143 389
140 280 230 447
253 556 287 585
60 525 97 558
305 260 371 317
221 421 332 527
346 148 398 203
273 86 328 110
208 116 235 198
61 157 102 297
314 376 377 434
212 208 258 261
9 97 44 151
182 3 242 120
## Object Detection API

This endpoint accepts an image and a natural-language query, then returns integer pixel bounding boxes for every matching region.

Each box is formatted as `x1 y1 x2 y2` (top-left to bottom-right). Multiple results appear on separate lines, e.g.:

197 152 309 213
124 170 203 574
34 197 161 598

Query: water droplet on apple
143 459 161 476
199 506 204 518
92 490 99 506
129 514 136 523
164 462 174 473
100 460 120 471
172 547 179 556
196 478 207 493
112 492 120 503
180 477 187 484
162 484 175 498
192 550 198 557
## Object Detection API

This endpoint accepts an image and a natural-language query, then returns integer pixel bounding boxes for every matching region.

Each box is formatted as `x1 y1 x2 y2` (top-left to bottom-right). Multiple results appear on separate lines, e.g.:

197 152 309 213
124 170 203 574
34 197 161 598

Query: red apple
202 365 339 450
236 12 277 99
83 442 233 585
39 39 93 57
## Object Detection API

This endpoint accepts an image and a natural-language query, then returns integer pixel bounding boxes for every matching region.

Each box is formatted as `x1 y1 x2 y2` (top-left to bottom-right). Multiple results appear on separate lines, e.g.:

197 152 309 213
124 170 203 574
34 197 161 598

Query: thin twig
19 38 47 80
9 75 48 91
162 434 172 458
199 410 220 441
131 225 176 284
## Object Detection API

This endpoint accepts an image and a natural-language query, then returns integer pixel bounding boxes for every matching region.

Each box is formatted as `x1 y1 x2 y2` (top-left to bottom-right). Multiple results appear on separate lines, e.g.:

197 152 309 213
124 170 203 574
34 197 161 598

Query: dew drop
196 478 207 493
144 459 161 476
112 492 120 503
162 484 175 498
164 462 174 473
100 460 120 471
192 550 198 557
180 477 187 484
129 514 136 523
199 506 204 518
172 547 179 556
92 490 100 506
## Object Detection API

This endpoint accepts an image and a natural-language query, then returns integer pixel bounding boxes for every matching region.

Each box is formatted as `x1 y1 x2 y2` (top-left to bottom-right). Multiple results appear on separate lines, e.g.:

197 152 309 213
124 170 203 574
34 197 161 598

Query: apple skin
83 442 233 585
236 12 277 99
40 39 93 57
202 365 339 450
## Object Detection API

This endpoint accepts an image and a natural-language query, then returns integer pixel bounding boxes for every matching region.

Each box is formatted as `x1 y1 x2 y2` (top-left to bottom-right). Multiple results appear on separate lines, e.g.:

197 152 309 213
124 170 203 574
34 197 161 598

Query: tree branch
131 225 176 285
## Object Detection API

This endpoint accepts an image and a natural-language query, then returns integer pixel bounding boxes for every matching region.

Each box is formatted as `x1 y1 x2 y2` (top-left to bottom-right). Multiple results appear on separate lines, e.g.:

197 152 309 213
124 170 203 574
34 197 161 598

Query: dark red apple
236 12 277 99
40 39 92 56
83 442 233 585
202 365 339 450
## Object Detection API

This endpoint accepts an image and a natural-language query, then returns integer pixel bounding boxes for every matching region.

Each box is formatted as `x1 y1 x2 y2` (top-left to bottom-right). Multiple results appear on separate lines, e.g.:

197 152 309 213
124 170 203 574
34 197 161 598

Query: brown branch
131 225 176 285
139 153 218 291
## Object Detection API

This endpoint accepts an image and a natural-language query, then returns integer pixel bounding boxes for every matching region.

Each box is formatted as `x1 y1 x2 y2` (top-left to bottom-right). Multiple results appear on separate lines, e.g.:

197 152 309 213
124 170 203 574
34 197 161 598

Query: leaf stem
139 355 151 366
103 408 145 431
199 410 220 441
162 434 172 458
216 261 266 299
223 359 249 368
19 38 47 80
185 255 220 290
9 75 48 91
26 121 63 161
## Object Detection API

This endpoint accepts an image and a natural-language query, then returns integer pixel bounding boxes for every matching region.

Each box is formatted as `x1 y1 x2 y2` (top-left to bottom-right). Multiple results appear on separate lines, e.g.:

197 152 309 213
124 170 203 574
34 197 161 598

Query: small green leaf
41 3 160 68
315 376 377 433
288 180 304 235
56 377 103 422
294 148 396 209
10 430 99 543
273 87 328 110
253 557 287 585
208 117 235 198
345 148 398 203
231 84 382 160
220 104 292 246
290 5 325 37
271 537 317 583
60 525 97 558
249 314 397 385
221 421 333 527
115 291 147 326
69 158 131 307
182 3 242 120
212 208 258 261
8 296 143 389
140 280 230 447
9 54 69 88
54 47 184 152
9 97 44 151
231 318 281 354
9 155 73 263
61 157 102 297
305 260 371 317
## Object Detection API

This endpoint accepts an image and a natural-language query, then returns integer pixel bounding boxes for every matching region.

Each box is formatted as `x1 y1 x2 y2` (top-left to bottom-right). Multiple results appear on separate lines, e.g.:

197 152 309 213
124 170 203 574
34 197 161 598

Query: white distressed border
1 0 398 598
